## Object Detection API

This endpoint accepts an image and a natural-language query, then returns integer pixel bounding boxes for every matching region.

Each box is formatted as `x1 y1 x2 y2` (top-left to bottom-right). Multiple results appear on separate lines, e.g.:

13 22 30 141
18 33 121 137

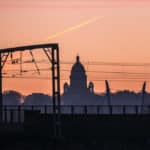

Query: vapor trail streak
47 17 103 40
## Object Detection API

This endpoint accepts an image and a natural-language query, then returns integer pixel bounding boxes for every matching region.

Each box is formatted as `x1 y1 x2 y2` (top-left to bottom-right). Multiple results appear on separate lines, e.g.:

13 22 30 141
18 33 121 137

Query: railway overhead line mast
0 43 61 136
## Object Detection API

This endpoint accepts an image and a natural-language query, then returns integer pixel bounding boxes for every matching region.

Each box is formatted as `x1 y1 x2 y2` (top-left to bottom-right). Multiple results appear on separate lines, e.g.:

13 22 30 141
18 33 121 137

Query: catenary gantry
0 43 61 136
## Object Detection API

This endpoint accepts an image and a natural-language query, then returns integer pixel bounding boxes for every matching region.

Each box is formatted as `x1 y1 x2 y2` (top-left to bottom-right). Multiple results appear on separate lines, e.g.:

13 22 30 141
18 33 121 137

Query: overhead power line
2 76 149 83
60 61 150 67
3 68 150 76
5 59 150 67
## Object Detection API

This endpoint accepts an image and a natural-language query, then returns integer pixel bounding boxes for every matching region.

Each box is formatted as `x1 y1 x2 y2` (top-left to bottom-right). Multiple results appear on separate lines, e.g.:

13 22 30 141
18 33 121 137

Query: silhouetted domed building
70 55 87 90
62 56 104 105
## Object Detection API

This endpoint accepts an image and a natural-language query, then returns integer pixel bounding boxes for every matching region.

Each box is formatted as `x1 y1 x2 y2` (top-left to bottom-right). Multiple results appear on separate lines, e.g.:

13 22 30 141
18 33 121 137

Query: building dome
70 56 87 89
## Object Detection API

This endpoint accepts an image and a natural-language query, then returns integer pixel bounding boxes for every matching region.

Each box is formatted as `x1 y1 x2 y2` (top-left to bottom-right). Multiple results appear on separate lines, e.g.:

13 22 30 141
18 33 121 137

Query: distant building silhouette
62 56 104 105
61 56 150 106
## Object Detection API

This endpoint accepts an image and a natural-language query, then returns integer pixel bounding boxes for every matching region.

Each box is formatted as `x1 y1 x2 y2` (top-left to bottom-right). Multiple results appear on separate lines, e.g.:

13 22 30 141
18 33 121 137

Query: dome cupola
70 56 87 89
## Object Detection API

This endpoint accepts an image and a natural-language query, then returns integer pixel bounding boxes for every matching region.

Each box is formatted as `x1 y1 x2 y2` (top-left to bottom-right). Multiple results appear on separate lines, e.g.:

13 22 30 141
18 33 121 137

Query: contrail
47 17 103 40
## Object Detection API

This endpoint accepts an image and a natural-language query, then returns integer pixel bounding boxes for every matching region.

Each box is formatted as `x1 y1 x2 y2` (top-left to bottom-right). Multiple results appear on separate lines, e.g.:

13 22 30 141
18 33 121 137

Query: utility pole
105 80 111 106
141 81 146 113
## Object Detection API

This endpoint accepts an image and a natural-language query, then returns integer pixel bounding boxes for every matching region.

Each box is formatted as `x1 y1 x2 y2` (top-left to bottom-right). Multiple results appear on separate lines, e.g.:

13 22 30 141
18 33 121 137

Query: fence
1 105 150 124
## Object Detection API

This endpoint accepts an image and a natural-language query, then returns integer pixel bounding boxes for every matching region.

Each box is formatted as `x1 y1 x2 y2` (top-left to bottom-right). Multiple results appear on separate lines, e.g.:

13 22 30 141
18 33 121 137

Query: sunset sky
1 0 150 95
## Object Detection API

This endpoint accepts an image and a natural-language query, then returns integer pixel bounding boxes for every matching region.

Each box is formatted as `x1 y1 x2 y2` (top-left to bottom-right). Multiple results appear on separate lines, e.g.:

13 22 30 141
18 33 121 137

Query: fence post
31 105 34 111
44 105 47 113
123 106 126 115
97 106 100 115
135 105 138 115
4 106 7 124
84 106 87 115
10 109 13 124
18 106 21 124
71 105 74 115
109 105 112 115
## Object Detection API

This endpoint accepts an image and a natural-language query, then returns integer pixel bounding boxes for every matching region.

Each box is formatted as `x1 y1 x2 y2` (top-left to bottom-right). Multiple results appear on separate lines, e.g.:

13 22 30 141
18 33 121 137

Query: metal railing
1 105 150 124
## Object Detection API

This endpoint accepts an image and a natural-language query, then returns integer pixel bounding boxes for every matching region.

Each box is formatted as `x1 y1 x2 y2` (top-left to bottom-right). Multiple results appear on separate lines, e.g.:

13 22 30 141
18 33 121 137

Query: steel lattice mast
0 43 61 137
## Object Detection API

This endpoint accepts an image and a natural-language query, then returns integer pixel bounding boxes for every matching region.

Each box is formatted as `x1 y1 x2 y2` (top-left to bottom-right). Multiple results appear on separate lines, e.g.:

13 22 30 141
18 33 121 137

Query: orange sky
1 0 150 95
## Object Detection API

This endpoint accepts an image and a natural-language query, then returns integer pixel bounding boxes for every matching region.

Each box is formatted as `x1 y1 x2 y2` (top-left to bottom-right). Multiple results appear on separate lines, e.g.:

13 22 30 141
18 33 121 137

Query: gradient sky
1 0 150 95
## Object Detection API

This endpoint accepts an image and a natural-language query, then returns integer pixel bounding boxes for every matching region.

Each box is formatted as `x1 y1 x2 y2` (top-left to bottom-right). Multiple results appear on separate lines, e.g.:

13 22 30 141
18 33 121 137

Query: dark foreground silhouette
1 109 150 150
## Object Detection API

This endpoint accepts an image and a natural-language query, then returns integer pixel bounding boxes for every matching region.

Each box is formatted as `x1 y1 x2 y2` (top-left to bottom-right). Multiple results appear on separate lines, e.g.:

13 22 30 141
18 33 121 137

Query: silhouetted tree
24 93 52 105
3 90 23 105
